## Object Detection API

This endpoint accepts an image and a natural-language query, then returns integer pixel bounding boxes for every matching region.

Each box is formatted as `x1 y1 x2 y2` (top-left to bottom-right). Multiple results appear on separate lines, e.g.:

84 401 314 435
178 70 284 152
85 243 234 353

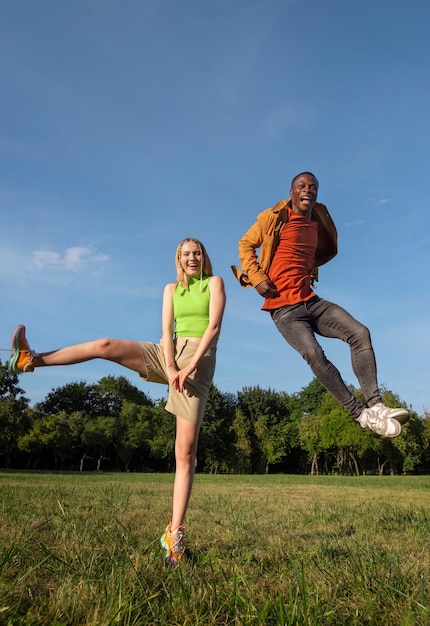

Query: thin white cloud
33 245 109 272
368 196 392 205
265 104 317 139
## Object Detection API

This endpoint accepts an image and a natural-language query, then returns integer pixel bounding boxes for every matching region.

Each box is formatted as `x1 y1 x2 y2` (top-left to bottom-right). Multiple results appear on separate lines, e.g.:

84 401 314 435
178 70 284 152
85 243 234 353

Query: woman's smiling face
179 240 202 276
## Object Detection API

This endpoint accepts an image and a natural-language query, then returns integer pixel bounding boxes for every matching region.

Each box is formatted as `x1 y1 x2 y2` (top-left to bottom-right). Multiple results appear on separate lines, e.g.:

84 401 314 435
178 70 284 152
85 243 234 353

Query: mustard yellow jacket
231 199 338 288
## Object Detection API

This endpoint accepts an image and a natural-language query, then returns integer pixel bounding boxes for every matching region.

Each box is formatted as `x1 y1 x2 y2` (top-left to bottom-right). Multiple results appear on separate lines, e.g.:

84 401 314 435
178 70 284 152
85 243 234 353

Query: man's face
290 174 318 216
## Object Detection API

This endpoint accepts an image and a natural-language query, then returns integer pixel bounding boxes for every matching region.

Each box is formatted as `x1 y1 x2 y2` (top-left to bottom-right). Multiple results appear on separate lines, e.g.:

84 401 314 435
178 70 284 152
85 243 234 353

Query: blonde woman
8 238 226 563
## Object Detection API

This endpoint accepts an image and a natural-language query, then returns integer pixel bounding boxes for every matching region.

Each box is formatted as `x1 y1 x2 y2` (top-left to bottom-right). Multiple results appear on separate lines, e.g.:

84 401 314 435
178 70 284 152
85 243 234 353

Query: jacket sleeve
314 203 338 267
231 210 270 288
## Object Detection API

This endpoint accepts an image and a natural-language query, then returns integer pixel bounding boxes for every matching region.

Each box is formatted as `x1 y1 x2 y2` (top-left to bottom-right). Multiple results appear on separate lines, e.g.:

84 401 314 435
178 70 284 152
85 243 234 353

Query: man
232 172 409 437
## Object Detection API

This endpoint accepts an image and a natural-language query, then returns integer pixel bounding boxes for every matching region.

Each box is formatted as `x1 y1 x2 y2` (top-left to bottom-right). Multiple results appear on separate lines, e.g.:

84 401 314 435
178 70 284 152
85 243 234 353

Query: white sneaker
370 402 410 425
356 408 402 438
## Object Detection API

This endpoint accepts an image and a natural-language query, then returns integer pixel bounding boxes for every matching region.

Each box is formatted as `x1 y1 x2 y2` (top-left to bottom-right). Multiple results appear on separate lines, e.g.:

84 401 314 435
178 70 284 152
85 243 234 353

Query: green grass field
1 472 429 625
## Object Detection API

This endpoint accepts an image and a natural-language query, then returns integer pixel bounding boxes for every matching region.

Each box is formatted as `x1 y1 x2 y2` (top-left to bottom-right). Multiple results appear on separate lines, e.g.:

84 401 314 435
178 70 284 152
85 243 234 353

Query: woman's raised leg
34 338 147 374
9 325 148 375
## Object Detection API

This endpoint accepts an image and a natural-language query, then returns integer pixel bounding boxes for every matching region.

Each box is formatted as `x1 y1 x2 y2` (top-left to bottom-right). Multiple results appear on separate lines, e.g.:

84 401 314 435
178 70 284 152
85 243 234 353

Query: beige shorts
138 336 217 425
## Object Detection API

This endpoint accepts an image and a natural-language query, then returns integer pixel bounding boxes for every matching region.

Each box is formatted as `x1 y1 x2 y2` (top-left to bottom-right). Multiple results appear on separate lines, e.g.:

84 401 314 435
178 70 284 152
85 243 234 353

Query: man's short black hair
291 172 319 189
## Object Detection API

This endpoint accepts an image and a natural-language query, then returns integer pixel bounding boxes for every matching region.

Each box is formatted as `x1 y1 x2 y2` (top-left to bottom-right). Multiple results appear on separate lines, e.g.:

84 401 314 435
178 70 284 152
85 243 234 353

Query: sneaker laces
20 338 34 357
366 410 384 429
161 523 185 563
357 407 401 437
169 525 185 555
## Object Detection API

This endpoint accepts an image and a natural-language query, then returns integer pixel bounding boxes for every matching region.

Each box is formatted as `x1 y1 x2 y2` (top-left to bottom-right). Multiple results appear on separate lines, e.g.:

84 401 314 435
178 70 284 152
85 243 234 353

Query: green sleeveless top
173 275 210 338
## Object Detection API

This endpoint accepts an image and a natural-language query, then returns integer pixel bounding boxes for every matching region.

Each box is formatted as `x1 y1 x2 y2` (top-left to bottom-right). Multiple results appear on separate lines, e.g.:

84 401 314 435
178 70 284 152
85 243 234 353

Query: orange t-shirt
262 209 318 310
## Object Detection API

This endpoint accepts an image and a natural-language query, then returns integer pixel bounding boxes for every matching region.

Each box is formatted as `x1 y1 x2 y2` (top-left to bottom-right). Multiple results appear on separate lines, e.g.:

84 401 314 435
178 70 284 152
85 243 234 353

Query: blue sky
1 0 429 415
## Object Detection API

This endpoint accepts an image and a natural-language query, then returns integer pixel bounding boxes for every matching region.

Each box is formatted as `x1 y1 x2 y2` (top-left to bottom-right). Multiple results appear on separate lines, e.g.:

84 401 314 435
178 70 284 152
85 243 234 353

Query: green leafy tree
0 359 32 467
37 381 111 417
147 400 176 471
316 391 402 475
96 375 154 417
254 413 289 473
237 386 291 473
295 378 328 415
0 359 28 400
380 386 409 412
420 411 430 472
231 407 253 473
319 403 357 474
391 410 425 474
298 413 323 474
62 410 92 471
199 386 236 473
116 400 154 471
82 416 118 471
18 411 74 469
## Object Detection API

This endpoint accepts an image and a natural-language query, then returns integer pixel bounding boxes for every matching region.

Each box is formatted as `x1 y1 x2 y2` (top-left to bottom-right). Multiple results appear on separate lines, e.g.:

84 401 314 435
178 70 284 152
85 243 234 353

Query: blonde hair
175 238 213 289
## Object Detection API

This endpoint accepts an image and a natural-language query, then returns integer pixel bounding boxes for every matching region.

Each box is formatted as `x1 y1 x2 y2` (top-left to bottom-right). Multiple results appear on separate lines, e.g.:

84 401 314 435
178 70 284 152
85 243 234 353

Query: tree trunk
311 453 318 475
377 457 389 475
350 452 360 476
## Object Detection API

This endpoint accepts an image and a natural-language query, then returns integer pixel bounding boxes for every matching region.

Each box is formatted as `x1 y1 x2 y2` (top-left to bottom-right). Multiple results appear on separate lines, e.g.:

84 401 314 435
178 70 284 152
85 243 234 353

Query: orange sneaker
8 325 35 374
160 523 186 564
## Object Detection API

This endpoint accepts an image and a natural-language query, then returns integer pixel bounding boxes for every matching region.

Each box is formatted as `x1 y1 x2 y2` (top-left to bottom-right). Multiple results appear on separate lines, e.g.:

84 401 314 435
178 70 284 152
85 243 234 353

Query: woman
8 238 226 563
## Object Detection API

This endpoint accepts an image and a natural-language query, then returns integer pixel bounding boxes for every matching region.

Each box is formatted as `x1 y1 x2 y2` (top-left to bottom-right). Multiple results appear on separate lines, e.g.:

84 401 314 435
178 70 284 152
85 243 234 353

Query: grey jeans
270 296 381 418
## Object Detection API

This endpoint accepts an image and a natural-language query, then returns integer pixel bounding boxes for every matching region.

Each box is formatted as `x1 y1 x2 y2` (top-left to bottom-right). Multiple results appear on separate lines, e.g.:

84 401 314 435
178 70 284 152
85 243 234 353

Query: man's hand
255 279 279 298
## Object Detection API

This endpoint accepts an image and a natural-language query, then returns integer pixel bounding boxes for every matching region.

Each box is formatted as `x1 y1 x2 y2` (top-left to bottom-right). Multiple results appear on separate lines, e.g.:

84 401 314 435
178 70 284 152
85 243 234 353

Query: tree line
1 359 429 475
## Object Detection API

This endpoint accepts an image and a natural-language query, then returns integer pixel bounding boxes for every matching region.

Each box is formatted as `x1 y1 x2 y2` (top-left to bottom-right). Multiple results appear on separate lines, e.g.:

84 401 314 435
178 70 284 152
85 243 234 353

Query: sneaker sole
377 410 410 426
371 405 410 426
8 353 20 374
8 325 25 374
359 417 402 438
394 414 410 425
